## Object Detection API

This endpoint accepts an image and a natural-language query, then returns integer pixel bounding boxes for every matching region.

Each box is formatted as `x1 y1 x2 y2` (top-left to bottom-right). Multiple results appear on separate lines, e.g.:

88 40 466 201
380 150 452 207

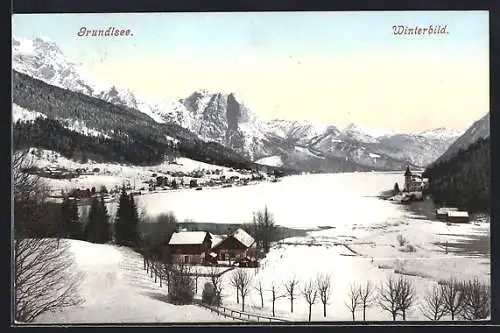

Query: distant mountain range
12 36 467 172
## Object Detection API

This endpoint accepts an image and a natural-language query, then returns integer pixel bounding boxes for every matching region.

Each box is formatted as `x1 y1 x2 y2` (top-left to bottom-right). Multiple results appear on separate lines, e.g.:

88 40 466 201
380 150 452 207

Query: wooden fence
194 300 289 323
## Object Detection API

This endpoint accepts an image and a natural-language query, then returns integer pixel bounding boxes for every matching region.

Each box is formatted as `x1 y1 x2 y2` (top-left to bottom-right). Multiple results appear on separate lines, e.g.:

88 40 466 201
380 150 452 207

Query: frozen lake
130 171 408 229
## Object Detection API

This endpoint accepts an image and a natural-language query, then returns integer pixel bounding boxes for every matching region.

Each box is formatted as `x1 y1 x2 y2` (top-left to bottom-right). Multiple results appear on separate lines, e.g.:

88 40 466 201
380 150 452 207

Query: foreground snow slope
35 240 231 323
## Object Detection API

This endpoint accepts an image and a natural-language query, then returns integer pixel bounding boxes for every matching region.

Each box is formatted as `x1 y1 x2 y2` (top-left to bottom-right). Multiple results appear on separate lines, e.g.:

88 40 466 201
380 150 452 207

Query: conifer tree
99 195 112 243
114 187 140 247
85 195 112 244
60 196 82 239
128 193 140 247
114 186 129 246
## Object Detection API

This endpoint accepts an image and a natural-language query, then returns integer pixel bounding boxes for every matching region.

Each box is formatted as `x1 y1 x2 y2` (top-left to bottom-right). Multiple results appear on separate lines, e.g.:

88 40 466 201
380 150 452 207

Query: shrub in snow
167 268 195 305
397 234 408 247
202 282 221 306
399 244 417 253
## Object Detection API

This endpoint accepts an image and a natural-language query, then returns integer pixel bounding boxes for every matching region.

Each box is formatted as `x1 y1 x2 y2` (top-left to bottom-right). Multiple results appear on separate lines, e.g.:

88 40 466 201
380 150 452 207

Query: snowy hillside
27 148 250 193
434 113 489 165
13 104 110 139
34 239 231 323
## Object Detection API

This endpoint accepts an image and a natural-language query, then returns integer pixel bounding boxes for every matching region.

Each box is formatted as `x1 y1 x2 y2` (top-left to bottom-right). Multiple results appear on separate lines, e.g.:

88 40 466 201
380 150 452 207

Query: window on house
184 255 189 264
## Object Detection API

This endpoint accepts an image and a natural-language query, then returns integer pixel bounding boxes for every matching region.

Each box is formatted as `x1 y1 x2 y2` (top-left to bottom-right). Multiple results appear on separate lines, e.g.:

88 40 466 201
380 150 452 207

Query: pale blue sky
12 11 489 131
12 11 488 59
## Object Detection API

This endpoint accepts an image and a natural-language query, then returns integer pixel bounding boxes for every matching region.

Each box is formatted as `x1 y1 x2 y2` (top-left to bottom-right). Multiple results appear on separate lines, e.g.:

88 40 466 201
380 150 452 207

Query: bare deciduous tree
269 282 286 317
192 267 200 294
419 285 447 321
302 279 318 322
13 149 51 239
14 239 83 323
358 280 376 321
440 278 465 320
229 270 240 304
316 273 332 318
14 149 84 323
209 266 223 306
396 277 417 320
254 279 265 308
378 276 400 321
235 269 253 312
461 278 490 320
284 275 300 313
345 283 361 321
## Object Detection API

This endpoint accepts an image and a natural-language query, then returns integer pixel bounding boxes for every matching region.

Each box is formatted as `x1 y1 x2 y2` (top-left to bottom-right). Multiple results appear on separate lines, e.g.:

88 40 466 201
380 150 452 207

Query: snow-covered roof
436 207 458 214
169 231 208 245
447 211 469 218
210 233 225 248
232 228 255 248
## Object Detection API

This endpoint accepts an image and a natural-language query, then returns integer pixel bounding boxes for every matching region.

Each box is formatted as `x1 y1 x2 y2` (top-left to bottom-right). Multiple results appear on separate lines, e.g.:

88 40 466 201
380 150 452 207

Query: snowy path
35 240 232 323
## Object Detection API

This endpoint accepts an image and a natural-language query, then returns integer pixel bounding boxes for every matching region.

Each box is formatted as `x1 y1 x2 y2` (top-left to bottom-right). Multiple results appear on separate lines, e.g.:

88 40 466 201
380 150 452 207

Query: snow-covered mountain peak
12 36 165 123
343 123 395 139
416 127 465 140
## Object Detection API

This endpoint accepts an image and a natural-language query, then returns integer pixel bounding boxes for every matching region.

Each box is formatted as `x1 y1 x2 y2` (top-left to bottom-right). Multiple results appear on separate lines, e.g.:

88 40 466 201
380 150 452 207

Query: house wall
172 253 204 265
170 244 205 255
216 248 248 261
447 216 469 223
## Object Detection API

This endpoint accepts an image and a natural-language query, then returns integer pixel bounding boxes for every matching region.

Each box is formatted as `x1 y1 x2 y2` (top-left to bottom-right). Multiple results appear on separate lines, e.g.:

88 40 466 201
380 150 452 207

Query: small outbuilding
447 211 469 224
436 207 458 220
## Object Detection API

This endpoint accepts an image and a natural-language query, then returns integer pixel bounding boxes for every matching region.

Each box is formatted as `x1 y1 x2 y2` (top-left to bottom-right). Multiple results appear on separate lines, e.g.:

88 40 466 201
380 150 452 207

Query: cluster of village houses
168 227 260 267
402 166 469 223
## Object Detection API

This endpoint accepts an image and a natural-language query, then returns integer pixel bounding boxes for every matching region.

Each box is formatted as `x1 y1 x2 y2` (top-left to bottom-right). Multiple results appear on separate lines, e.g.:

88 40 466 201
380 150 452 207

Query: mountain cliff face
12 36 465 172
155 91 267 160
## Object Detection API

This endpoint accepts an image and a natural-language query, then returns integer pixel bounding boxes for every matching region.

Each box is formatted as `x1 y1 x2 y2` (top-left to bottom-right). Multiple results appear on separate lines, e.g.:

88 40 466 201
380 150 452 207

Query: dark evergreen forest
423 138 490 212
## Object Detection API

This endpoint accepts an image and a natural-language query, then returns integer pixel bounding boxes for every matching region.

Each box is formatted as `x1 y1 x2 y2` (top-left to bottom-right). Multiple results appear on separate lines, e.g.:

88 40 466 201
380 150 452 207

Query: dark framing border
8 0 500 331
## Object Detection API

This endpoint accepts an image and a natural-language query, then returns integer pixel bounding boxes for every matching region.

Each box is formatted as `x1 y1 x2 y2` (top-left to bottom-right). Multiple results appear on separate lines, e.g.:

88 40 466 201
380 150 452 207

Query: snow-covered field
34 240 233 324
29 155 490 322
215 217 489 321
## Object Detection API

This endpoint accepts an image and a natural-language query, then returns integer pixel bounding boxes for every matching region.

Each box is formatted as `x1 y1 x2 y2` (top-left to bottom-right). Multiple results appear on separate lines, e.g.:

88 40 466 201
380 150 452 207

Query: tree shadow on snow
141 291 171 304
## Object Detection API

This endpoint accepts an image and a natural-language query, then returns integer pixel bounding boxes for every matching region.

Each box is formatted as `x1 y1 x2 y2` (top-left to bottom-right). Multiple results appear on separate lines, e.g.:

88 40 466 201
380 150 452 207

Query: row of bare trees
221 268 490 322
345 276 490 321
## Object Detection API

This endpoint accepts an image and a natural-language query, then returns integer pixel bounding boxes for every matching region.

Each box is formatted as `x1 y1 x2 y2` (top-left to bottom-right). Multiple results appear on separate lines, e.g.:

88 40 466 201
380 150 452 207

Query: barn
168 231 212 265
211 228 256 265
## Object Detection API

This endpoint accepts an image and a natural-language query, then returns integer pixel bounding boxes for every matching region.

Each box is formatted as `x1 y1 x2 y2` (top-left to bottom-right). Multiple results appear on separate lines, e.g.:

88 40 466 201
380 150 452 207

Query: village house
210 228 257 265
168 231 212 265
404 165 429 192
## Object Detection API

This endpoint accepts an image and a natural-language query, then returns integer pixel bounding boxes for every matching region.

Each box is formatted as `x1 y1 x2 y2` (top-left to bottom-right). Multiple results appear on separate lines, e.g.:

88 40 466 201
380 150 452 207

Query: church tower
404 165 412 192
